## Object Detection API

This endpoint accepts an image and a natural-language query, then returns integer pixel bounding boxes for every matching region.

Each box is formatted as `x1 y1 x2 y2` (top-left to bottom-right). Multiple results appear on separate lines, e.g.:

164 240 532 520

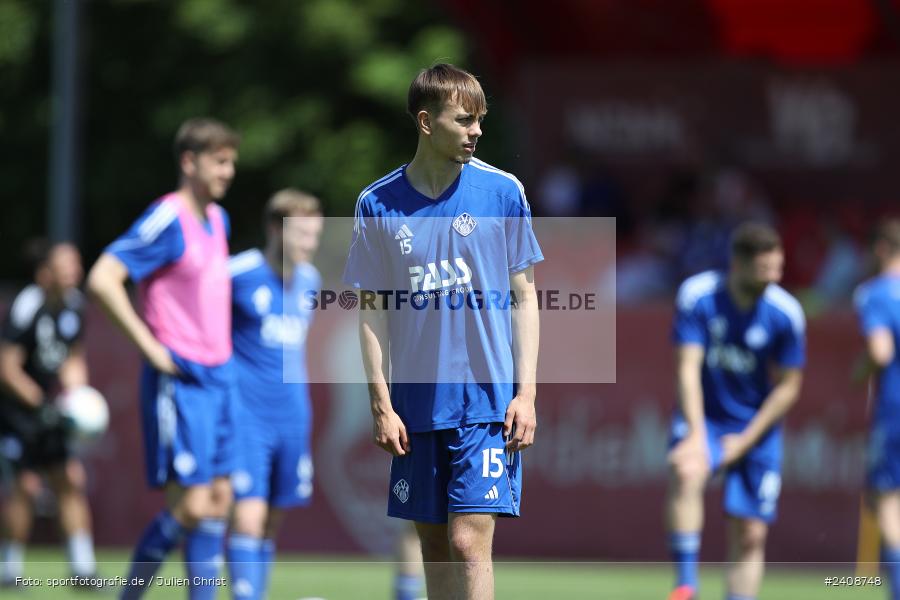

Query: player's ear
417 110 431 136
179 151 197 177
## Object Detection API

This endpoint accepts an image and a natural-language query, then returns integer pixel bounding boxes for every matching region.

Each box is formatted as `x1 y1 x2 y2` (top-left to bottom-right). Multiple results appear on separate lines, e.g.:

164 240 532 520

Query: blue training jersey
342 159 544 433
229 249 319 420
854 274 900 423
672 270 806 426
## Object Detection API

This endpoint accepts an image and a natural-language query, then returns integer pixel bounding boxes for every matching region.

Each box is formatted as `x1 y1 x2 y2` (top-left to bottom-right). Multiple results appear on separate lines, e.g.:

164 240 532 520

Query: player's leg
725 517 768 600
227 402 274 600
0 470 39 585
120 368 218 600
394 522 425 600
722 450 781 600
45 457 97 578
666 418 715 599
251 425 314 600
183 379 237 600
875 491 900 600
414 521 453 600
448 513 496 600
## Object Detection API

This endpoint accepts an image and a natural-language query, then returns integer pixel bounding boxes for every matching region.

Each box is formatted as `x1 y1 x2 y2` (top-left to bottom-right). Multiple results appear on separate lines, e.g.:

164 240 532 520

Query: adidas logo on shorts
484 485 499 501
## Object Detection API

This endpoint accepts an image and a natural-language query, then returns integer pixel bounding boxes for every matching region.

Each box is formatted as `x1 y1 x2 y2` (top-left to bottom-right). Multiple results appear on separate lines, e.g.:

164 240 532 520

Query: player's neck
176 183 213 221
882 258 900 276
726 275 761 311
406 146 463 199
263 244 291 282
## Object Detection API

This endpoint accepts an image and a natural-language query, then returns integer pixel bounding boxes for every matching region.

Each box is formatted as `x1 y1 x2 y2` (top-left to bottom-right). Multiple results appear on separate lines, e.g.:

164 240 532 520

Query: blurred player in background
853 220 900 600
666 223 805 600
344 64 542 600
0 240 98 586
225 189 322 600
87 118 239 599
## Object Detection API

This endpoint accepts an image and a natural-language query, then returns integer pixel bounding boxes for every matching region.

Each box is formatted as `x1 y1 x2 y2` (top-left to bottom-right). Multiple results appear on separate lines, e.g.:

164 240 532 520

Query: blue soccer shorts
139 354 236 489
387 422 522 524
670 414 783 523
867 421 900 491
230 405 313 508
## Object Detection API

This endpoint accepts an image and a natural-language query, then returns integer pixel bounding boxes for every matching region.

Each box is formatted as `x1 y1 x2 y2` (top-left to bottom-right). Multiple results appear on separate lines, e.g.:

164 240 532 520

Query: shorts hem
449 504 520 518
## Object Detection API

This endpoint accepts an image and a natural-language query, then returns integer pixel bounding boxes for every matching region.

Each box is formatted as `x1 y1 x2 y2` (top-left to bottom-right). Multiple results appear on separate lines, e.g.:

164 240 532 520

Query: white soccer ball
56 385 110 440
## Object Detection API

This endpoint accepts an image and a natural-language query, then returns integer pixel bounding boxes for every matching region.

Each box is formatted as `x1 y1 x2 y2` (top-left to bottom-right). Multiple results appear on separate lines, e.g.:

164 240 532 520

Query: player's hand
144 341 179 376
504 393 537 452
373 409 411 456
720 433 750 466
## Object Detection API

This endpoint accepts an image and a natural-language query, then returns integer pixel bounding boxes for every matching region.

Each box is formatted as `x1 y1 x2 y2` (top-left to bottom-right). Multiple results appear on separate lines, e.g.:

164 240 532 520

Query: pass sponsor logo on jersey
408 258 473 293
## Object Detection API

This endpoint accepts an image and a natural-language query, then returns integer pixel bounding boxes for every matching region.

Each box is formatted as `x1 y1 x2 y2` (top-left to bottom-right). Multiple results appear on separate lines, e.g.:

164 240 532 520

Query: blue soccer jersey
343 159 543 433
229 249 318 418
672 270 806 426
855 275 900 422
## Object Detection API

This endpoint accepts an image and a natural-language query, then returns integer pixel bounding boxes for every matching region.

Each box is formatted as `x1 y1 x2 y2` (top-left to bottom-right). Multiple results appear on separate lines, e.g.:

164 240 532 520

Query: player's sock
669 531 700 590
121 510 185 599
0 540 25 583
258 538 275 599
67 530 97 576
184 518 226 600
395 573 423 600
882 545 900 600
227 533 262 599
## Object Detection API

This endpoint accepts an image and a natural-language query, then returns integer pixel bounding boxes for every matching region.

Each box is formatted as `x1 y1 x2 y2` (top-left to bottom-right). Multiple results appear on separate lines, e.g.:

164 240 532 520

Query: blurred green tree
0 0 497 280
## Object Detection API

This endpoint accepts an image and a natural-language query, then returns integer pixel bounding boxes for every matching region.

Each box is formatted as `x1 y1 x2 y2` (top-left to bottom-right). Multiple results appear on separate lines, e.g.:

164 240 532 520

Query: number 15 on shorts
482 448 505 478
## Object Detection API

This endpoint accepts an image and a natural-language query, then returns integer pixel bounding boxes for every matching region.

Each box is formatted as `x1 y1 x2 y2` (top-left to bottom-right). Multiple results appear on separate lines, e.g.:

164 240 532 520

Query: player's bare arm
506 266 539 452
721 367 803 466
359 297 409 456
58 342 88 389
0 341 44 408
87 253 178 375
668 344 707 468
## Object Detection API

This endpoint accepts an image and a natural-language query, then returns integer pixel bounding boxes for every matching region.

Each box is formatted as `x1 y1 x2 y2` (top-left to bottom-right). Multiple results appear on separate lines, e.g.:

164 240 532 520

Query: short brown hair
264 188 322 228
407 63 487 123
730 222 782 262
173 117 240 163
873 219 900 254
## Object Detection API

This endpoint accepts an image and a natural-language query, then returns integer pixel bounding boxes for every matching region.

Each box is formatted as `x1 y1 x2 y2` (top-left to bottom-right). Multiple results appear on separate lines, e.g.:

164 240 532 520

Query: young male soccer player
0 241 98 585
853 220 900 600
87 118 239 600
666 222 805 600
343 64 542 600
225 189 323 600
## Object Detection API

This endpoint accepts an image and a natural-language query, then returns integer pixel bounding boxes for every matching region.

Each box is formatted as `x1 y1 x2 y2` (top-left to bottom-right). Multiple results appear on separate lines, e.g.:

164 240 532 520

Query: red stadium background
76 302 867 563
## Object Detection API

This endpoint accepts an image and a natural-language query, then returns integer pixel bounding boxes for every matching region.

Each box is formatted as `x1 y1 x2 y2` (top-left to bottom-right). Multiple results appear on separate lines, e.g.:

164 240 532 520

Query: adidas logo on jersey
394 224 414 240
484 485 499 501
396 224 414 255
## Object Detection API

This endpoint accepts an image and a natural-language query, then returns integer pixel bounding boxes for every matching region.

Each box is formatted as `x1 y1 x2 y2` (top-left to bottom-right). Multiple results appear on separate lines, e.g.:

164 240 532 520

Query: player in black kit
0 240 98 586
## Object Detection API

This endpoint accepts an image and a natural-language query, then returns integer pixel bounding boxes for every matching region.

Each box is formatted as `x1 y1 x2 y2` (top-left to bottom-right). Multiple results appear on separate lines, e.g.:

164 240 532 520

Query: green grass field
7 548 886 599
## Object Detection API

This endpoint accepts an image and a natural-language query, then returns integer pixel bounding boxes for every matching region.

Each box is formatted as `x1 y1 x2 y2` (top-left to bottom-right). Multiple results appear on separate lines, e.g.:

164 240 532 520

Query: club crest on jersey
252 286 272 315
393 478 410 503
452 213 477 236
745 324 768 349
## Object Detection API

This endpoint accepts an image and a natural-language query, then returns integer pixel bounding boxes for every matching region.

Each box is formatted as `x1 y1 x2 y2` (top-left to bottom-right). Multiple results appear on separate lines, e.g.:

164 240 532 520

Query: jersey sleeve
105 202 185 283
1 292 37 345
774 310 806 368
855 284 891 335
505 184 544 273
671 288 707 347
342 198 387 290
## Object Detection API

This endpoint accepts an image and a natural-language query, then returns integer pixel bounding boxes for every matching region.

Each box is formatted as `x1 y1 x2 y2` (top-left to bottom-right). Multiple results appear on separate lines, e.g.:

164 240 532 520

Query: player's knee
735 520 768 553
448 525 490 563
172 489 212 527
671 457 708 489
232 502 266 538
